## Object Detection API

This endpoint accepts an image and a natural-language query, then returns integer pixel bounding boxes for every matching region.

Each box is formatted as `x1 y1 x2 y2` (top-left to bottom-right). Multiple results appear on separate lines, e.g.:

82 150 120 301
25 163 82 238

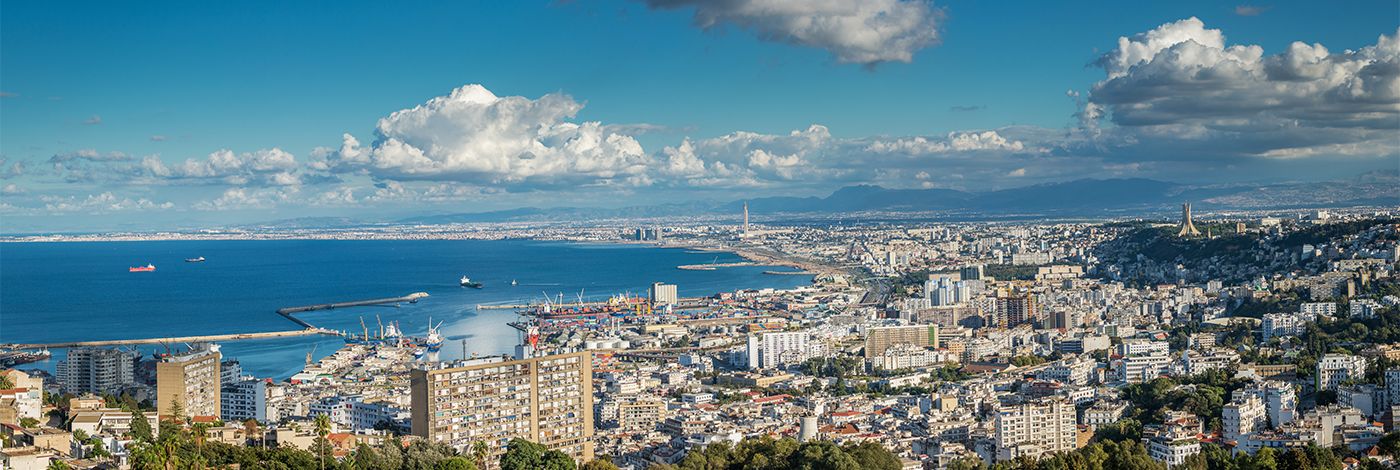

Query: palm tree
471 440 489 469
314 414 332 470
191 422 210 464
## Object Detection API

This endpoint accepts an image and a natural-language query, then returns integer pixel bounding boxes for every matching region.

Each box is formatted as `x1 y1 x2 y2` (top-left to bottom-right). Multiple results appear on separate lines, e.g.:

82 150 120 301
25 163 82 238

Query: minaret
1178 201 1201 236
743 202 750 238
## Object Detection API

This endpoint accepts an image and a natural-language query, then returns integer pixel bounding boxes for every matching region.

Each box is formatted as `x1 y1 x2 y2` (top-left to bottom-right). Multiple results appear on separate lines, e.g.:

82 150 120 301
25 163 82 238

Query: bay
0 239 810 380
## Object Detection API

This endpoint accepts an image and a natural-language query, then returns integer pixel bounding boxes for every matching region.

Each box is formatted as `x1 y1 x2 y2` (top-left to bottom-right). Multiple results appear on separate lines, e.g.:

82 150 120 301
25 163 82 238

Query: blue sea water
0 239 809 380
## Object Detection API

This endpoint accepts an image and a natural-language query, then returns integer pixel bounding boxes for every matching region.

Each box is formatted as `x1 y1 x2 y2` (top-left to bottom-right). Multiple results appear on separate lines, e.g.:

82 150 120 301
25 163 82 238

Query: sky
1 0 1396 230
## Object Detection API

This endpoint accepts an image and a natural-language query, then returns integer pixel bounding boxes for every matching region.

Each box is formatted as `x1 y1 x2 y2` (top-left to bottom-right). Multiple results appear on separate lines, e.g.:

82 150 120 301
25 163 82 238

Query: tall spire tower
743 202 750 238
1178 201 1201 236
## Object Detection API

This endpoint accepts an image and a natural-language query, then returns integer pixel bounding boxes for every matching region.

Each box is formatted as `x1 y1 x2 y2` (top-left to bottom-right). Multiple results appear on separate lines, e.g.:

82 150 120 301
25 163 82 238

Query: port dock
4 292 431 351
2 328 338 350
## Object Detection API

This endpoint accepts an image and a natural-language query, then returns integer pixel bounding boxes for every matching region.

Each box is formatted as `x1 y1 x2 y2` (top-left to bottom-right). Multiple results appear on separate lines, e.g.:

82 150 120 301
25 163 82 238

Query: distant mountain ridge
394 169 1398 224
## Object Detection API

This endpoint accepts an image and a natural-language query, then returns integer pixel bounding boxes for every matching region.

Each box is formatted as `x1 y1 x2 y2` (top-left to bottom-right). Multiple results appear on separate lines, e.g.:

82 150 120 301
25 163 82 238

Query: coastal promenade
2 328 339 350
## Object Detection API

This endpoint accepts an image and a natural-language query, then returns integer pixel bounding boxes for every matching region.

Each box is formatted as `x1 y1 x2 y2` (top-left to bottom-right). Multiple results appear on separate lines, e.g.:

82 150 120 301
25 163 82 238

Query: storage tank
800 416 818 442
584 340 600 349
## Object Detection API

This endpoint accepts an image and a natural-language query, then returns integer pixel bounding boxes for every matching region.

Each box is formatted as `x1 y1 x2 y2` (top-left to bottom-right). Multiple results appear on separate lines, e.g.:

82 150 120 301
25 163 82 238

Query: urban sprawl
3 204 1400 470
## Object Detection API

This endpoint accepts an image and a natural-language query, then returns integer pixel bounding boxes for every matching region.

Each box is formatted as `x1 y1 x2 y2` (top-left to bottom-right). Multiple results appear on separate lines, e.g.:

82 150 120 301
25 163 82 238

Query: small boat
129 264 155 272
460 276 483 288
413 349 425 359
511 279 518 285
185 257 205 262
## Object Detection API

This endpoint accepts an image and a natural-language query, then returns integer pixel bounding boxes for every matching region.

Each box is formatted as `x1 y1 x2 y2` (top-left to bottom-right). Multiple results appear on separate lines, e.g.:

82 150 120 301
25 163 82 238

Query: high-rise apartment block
1000 295 1039 327
760 332 809 368
994 398 1080 461
411 352 593 467
865 325 938 359
156 342 222 419
56 347 136 395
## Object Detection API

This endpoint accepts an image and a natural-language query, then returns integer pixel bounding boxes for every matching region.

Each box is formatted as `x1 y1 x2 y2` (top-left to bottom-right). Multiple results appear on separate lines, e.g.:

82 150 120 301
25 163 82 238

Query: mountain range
390 169 1398 225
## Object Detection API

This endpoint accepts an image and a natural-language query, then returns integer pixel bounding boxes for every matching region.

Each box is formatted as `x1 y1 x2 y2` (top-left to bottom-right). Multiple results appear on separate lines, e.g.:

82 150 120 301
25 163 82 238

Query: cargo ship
186 257 205 262
460 276 483 288
0 349 51 367
129 264 155 272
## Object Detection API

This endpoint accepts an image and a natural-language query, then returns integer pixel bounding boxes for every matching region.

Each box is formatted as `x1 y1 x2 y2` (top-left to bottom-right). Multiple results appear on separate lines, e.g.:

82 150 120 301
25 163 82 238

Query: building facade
993 398 1079 462
156 343 222 419
56 347 136 395
410 352 593 467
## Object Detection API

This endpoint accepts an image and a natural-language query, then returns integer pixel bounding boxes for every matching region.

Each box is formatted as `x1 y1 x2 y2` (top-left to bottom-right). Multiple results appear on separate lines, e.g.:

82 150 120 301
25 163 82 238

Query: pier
3 328 338 350
677 262 766 270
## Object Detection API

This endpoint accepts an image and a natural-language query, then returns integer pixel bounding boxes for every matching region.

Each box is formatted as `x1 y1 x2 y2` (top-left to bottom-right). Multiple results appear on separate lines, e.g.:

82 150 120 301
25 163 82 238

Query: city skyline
1 0 1396 230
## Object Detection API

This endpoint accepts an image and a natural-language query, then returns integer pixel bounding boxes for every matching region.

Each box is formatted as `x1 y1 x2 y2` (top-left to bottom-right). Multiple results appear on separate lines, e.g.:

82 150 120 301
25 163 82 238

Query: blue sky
2 0 1396 230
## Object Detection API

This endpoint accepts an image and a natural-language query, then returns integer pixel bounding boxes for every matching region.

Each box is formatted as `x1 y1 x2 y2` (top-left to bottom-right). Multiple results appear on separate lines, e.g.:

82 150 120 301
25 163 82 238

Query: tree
192 422 211 462
950 457 988 470
471 440 490 470
353 442 380 470
435 457 479 470
314 414 333 470
19 417 38 428
1380 431 1400 455
842 441 900 470
0 376 14 390
501 439 548 470
1278 448 1313 470
792 441 860 470
47 459 71 470
130 410 154 442
580 459 620 470
244 418 264 449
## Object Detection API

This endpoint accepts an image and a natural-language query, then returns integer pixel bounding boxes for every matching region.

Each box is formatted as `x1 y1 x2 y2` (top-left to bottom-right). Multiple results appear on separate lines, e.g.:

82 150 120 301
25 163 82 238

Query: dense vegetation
1105 367 1251 432
962 440 1394 470
644 438 901 470
1275 220 1393 247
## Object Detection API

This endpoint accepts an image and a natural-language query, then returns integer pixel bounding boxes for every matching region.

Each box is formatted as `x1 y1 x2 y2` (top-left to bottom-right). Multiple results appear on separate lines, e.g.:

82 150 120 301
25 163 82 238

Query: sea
0 239 811 380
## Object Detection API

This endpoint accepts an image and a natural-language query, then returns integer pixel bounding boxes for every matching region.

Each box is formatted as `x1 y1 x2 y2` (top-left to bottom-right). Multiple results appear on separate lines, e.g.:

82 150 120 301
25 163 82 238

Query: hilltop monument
1178 202 1201 236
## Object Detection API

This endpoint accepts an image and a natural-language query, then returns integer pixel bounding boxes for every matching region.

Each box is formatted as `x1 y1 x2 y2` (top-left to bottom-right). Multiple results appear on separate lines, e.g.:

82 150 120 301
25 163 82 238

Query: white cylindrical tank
800 416 818 442
584 340 599 349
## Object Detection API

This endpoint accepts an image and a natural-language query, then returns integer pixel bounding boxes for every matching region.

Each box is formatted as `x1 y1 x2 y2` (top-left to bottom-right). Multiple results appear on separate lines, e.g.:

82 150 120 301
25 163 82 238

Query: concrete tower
743 202 750 237
1178 202 1201 236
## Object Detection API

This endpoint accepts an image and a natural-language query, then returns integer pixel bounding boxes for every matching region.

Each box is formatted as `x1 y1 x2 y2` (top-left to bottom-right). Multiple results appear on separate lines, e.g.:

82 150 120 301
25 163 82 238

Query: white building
1386 367 1400 409
761 332 809 368
1316 354 1368 391
1223 395 1266 443
1112 353 1171 383
1117 340 1169 356
56 347 136 395
1350 299 1383 318
1337 384 1384 419
993 398 1079 462
1261 314 1303 340
1036 357 1095 386
220 379 267 423
1300 302 1337 317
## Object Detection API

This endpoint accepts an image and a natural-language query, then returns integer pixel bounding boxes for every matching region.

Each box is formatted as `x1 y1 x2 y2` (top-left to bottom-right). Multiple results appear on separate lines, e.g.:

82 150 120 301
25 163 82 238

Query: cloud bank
6 19 1394 215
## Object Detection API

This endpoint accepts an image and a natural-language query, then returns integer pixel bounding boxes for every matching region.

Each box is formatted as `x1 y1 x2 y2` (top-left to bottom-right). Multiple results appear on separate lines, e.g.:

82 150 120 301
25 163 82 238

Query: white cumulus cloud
323 85 654 188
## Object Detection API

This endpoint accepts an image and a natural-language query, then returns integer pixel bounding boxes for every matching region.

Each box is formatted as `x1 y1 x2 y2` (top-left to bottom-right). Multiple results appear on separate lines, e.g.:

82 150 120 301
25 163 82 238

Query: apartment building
156 342 222 419
1223 395 1266 443
411 352 592 467
1316 354 1368 391
994 398 1079 461
865 325 939 359
56 347 136 395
